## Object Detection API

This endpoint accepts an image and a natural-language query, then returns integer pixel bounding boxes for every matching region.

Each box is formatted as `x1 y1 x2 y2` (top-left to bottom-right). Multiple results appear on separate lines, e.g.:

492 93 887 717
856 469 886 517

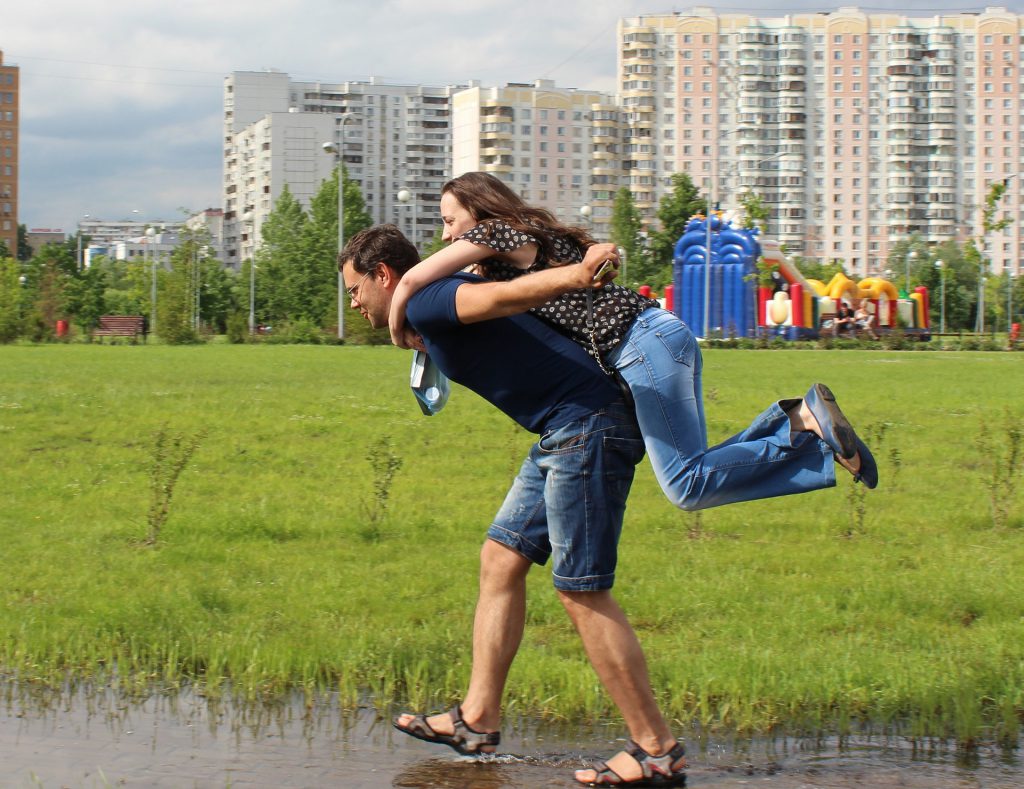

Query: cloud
6 0 1015 233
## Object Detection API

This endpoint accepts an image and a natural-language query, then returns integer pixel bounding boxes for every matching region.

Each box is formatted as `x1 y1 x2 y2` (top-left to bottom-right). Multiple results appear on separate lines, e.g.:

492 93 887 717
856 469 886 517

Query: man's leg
395 539 530 741
560 590 684 784
462 540 530 730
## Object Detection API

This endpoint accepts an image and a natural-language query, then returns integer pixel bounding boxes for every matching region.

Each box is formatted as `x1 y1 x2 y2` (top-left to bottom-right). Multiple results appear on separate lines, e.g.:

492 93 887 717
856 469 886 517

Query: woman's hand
580 243 620 288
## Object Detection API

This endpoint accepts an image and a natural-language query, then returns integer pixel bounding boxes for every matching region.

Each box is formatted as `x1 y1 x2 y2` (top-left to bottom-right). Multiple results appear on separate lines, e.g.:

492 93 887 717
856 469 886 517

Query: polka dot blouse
458 220 659 365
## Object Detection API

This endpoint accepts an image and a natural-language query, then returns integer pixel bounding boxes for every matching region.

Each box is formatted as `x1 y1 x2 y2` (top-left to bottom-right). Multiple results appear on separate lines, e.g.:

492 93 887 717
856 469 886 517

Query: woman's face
440 192 477 243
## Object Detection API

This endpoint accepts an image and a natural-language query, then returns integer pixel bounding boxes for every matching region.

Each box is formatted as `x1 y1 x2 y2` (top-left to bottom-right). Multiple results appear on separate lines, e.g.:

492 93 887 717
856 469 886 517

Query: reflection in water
1 684 1022 788
392 753 591 789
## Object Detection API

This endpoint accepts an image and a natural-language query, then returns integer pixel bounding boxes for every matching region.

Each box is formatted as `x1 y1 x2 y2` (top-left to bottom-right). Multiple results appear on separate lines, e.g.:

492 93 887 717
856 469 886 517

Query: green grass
1 345 1023 744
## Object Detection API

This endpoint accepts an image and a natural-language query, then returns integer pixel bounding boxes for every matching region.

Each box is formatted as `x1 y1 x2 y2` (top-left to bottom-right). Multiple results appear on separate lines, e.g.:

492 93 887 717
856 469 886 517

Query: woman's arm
454 243 619 324
389 236 539 347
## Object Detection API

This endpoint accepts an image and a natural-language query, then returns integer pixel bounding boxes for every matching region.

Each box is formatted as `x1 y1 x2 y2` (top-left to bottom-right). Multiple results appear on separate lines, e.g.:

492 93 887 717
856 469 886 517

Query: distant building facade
223 71 461 264
0 50 18 257
618 6 1024 276
452 79 620 240
25 228 65 253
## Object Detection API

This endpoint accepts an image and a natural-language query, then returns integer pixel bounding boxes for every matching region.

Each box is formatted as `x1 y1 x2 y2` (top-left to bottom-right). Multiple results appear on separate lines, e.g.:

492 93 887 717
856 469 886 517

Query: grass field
1 344 1022 743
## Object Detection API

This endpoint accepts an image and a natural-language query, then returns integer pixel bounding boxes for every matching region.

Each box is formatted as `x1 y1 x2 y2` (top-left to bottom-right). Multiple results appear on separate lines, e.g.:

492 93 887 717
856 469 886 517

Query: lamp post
146 226 157 335
243 211 255 335
1008 270 1016 336
703 181 714 340
906 248 918 296
935 259 945 335
322 112 361 341
397 188 417 246
76 214 89 271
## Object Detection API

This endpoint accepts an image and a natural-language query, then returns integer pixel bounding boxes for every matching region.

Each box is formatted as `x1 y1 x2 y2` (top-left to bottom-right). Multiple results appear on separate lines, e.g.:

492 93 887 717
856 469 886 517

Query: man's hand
400 327 426 352
453 243 623 324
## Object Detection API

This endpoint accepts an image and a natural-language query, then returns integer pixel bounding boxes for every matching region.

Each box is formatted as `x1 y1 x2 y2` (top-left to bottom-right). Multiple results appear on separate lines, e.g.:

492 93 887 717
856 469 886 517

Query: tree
793 257 846 284
738 190 770 231
256 185 308 326
648 173 704 275
420 225 446 258
17 224 32 262
90 255 148 317
64 264 107 334
0 257 23 342
159 228 222 344
610 187 648 288
305 166 372 331
977 180 1012 333
198 260 238 333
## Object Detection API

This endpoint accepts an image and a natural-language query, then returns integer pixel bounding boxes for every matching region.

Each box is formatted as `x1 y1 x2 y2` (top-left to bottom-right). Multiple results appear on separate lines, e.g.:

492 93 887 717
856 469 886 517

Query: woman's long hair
442 172 594 262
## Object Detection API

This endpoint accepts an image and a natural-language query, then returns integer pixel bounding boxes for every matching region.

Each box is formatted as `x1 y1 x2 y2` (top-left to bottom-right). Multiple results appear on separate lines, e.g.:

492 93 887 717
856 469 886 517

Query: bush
265 317 325 345
226 312 249 344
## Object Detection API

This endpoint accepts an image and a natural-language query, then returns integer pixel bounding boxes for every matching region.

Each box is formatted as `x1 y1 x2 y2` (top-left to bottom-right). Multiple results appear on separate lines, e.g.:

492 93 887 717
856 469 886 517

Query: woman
854 300 879 339
388 172 878 509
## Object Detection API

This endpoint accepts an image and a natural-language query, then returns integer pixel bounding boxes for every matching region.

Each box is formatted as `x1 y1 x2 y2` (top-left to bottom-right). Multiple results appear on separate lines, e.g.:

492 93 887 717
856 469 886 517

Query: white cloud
4 0 1022 232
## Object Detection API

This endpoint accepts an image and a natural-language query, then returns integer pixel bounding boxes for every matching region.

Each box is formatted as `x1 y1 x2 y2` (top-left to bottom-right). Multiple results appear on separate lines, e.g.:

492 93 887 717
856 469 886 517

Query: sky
3 0 1018 235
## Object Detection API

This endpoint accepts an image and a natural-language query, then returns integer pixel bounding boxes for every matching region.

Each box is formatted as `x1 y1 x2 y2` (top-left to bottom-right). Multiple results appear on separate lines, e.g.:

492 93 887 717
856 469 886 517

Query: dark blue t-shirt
405 273 620 434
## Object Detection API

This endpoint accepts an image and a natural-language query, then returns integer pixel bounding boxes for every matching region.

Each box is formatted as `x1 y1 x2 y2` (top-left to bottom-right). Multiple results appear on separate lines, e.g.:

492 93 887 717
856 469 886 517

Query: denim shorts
486 398 645 591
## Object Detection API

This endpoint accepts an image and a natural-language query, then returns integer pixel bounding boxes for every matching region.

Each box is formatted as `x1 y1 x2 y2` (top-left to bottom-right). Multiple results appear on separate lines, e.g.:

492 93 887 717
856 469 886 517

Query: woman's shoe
852 436 878 489
804 383 857 460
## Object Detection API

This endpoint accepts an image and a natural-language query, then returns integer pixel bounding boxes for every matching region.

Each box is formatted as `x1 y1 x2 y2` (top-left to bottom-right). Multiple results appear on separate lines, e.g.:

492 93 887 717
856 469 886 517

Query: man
341 224 687 787
833 301 856 337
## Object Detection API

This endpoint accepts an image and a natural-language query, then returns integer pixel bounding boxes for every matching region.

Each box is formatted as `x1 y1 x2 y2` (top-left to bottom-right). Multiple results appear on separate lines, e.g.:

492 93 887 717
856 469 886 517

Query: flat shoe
393 705 500 756
804 383 857 460
852 436 878 489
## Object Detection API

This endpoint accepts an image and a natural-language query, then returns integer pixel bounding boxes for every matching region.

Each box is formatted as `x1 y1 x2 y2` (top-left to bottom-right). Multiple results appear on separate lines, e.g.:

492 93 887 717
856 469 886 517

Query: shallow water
2 687 1022 788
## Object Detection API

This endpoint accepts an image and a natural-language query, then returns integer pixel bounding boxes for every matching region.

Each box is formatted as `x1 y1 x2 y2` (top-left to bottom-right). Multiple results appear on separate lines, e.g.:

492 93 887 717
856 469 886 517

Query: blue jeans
605 308 835 511
487 398 645 591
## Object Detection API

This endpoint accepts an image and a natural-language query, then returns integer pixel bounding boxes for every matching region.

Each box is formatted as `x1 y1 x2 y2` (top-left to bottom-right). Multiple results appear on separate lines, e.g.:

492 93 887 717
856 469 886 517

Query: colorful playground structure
672 215 932 340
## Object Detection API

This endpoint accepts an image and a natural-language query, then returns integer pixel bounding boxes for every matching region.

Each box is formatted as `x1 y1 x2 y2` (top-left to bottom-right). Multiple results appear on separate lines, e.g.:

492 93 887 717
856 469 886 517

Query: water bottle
409 350 451 416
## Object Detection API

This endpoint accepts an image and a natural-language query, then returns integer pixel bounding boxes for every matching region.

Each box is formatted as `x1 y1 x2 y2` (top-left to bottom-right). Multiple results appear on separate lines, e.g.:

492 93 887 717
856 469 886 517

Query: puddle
1 686 1021 787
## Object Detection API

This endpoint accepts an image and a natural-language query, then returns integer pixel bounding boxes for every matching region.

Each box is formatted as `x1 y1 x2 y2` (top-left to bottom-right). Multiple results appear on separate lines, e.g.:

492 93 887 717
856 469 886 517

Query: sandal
392 704 500 756
576 739 687 786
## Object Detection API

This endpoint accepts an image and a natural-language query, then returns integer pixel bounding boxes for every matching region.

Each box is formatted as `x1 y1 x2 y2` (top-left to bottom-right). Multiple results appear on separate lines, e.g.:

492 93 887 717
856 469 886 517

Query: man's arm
453 243 619 324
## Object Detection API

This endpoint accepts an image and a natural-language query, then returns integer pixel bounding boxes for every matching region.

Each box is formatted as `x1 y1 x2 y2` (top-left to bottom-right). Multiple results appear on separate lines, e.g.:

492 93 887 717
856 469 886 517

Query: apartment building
223 71 460 265
0 50 18 257
78 217 183 269
619 6 1024 277
452 79 620 239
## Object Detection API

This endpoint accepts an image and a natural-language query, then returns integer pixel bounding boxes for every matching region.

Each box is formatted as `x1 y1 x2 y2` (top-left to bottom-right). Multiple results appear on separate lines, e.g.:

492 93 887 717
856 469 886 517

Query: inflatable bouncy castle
673 214 758 338
673 214 931 340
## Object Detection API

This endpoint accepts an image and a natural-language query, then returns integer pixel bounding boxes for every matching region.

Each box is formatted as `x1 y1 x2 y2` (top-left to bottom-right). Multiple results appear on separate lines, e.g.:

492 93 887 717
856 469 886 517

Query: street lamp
146 226 157 335
907 248 918 296
322 112 361 342
397 188 417 246
76 214 90 271
243 211 255 335
1008 270 1016 336
935 259 945 335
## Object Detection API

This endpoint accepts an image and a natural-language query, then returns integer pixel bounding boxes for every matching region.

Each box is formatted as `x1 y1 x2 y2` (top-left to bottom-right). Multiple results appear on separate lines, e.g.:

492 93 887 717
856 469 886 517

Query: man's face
440 192 477 244
342 261 390 328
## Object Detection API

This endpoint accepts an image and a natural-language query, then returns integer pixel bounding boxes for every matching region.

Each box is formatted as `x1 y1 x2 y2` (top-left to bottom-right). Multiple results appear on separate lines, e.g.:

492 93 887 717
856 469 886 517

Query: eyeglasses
345 270 373 301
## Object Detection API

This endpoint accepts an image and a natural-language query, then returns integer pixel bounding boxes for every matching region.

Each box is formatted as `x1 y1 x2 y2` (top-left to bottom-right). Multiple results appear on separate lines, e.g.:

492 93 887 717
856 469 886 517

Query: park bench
92 315 147 343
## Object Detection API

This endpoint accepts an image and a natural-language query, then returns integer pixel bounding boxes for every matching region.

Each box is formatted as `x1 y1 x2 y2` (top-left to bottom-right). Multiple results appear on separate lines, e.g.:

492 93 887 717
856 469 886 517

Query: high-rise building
619 7 1024 277
0 50 18 257
223 71 461 265
452 80 620 239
